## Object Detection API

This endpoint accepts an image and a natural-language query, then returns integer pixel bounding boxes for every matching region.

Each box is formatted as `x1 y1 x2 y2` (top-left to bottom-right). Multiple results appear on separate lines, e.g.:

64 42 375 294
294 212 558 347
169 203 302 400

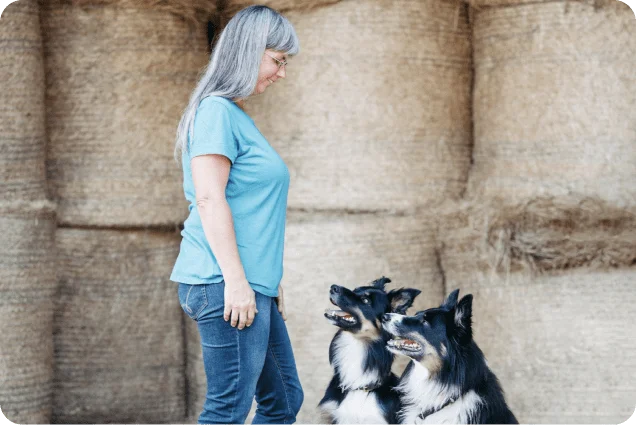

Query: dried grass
488 197 636 273
439 196 636 275
465 0 631 10
39 0 218 23
1 0 48 203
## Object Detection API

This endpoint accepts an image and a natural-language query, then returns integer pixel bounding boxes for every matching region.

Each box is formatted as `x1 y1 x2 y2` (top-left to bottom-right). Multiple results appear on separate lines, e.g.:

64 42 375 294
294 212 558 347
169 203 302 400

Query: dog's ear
388 288 421 314
453 294 473 343
414 310 427 323
370 276 391 290
441 288 460 310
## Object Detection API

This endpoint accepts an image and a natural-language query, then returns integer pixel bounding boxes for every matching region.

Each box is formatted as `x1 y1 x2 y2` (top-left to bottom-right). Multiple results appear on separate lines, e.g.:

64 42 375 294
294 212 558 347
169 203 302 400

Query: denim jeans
177 281 304 424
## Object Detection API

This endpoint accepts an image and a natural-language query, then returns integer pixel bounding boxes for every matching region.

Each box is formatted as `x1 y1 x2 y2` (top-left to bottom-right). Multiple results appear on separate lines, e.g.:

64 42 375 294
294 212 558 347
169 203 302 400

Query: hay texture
486 197 636 273
464 0 631 9
52 228 184 423
224 0 341 14
41 0 218 24
468 1 636 208
0 200 57 424
241 0 472 212
40 0 212 226
438 198 636 423
0 0 48 202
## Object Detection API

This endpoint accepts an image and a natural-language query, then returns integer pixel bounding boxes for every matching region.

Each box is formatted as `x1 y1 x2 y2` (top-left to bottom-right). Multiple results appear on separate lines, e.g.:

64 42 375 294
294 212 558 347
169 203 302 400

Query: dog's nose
381 313 390 322
330 285 340 294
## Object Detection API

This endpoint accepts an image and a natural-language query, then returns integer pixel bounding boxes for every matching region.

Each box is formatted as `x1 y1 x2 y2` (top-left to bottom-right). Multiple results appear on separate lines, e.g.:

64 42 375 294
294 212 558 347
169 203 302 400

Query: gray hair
173 5 300 164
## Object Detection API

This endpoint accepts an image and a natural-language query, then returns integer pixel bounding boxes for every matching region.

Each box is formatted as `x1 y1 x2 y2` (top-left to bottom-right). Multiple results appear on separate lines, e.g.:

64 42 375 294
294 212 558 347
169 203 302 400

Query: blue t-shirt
169 96 290 297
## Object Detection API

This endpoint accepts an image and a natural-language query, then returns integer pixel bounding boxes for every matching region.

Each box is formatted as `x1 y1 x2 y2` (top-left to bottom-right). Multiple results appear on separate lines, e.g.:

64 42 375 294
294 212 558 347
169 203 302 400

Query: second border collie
318 276 421 424
381 289 518 424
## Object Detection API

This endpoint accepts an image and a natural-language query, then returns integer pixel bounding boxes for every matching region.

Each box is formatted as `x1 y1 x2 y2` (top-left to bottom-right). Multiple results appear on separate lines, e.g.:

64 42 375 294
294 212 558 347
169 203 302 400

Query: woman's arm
191 153 257 329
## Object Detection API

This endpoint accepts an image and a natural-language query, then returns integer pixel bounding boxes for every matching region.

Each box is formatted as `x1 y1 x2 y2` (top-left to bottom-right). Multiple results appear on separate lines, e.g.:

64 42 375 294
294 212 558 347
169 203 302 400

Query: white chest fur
397 361 482 424
419 391 481 424
333 390 388 424
332 332 382 390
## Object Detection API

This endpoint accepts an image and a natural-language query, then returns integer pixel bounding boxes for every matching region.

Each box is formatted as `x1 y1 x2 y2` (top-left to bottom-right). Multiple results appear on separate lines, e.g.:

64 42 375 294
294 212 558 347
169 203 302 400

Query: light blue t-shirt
169 96 290 297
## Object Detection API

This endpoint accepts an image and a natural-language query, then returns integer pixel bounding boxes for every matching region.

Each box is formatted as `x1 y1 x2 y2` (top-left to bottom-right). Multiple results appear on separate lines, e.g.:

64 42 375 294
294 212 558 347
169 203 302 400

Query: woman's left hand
276 284 287 321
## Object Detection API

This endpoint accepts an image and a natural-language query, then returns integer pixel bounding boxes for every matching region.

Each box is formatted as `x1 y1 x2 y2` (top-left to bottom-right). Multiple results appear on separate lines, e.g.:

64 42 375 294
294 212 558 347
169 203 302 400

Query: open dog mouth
387 337 422 351
324 308 357 325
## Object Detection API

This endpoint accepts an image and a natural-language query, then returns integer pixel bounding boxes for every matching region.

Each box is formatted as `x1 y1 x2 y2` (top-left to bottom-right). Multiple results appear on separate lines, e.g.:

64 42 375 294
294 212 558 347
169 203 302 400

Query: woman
170 5 303 424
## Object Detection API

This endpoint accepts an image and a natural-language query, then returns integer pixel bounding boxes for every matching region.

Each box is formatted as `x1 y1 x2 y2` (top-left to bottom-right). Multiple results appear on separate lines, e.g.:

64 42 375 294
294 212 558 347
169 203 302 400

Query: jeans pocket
178 283 208 321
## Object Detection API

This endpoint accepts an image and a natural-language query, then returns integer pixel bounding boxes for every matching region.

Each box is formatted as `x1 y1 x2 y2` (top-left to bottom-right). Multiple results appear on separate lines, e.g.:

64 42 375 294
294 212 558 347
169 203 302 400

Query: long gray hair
173 5 300 164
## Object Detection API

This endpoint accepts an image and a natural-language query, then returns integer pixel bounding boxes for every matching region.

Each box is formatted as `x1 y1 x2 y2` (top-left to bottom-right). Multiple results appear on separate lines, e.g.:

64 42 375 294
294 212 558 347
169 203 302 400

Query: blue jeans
177 281 304 424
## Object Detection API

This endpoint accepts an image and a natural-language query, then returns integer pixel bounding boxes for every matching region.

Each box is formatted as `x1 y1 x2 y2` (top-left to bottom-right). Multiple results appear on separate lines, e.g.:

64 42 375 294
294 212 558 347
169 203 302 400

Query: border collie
318 276 421 424
381 289 518 424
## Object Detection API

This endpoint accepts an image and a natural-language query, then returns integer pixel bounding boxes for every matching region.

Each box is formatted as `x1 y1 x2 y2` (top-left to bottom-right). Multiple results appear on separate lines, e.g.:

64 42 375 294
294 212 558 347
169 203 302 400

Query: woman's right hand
224 278 258 329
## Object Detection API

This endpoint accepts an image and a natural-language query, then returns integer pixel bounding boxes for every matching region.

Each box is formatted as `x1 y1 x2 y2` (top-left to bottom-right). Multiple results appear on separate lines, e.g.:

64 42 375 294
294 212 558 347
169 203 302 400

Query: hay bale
224 0 341 15
0 200 57 424
0 0 48 202
40 0 213 226
464 0 625 8
52 228 184 423
42 0 218 24
241 0 472 212
438 199 636 423
486 196 636 273
183 212 442 423
465 0 541 7
468 1 636 208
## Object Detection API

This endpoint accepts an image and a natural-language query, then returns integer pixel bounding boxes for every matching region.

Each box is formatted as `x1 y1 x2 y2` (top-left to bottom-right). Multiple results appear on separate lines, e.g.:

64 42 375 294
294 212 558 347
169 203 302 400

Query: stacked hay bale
181 0 473 423
236 0 473 211
53 229 185 423
439 197 636 423
440 0 636 422
467 0 636 207
0 202 57 425
1 0 48 201
0 1 57 423
41 0 213 226
39 0 216 422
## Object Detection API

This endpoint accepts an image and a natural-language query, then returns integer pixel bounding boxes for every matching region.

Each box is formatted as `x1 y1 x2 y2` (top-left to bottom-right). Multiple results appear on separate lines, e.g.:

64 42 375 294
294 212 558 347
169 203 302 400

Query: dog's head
380 289 473 373
324 276 421 341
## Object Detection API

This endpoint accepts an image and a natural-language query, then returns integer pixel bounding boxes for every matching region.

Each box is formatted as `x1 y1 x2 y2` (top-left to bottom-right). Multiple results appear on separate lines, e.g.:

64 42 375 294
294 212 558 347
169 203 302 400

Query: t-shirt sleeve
188 98 239 164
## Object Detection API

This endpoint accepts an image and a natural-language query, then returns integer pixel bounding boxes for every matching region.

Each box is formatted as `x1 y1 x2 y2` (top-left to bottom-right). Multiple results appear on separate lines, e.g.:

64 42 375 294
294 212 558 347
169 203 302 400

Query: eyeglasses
265 52 288 70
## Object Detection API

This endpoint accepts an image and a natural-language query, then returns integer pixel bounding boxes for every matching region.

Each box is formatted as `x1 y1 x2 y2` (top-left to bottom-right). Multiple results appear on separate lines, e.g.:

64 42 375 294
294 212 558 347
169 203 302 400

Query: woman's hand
276 284 287 321
224 278 258 329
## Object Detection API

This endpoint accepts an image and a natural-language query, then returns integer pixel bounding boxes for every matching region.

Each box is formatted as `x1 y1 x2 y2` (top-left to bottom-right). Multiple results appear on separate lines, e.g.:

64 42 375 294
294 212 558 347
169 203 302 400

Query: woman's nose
276 66 286 79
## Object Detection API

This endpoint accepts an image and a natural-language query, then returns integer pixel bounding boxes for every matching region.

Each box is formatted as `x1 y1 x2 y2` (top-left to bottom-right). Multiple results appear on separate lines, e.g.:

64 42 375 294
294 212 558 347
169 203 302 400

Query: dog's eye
362 297 370 304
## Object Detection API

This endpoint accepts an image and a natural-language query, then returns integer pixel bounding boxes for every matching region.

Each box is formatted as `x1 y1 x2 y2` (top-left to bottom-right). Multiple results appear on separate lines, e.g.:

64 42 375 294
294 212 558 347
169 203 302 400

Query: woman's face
252 49 287 96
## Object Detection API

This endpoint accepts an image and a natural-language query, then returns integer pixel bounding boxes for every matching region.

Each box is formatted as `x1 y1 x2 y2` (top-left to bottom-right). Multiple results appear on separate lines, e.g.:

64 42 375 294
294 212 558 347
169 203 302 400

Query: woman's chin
250 81 271 96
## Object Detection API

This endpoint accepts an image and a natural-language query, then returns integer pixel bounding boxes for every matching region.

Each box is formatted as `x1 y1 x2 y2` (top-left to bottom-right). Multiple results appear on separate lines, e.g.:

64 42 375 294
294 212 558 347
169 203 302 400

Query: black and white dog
381 289 518 424
318 277 421 424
